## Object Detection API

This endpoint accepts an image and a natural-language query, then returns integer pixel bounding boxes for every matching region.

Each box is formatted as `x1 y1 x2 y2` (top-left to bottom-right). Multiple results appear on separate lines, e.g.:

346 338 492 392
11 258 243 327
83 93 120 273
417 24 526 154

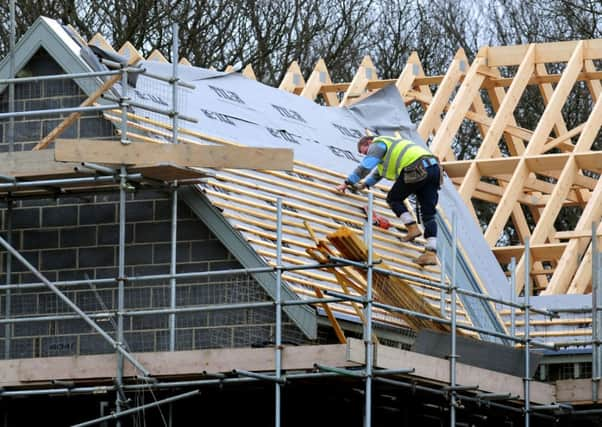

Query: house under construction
0 15 601 427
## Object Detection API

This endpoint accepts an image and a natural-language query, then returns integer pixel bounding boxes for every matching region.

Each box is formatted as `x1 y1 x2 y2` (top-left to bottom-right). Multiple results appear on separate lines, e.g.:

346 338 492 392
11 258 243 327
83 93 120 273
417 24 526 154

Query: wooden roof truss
271 40 602 298
83 34 602 334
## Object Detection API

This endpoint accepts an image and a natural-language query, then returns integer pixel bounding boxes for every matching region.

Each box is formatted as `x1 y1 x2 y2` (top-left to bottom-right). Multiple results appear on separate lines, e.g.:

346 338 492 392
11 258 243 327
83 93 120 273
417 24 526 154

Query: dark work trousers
386 162 440 239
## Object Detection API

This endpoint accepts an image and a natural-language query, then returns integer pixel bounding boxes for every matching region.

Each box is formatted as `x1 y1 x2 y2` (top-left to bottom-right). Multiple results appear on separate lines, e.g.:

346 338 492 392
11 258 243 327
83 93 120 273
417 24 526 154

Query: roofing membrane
119 61 502 333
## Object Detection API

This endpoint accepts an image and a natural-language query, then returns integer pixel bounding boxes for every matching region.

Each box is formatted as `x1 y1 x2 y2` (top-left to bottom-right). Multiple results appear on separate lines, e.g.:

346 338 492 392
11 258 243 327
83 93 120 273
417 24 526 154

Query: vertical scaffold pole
5 0 15 367
168 22 180 427
4 201 12 359
364 193 375 427
169 187 178 352
275 198 283 427
171 22 179 146
116 64 129 426
167 187 178 427
116 166 127 427
439 251 446 318
450 212 458 427
593 222 600 401
592 223 602 394
524 237 531 427
8 0 15 154
510 257 517 338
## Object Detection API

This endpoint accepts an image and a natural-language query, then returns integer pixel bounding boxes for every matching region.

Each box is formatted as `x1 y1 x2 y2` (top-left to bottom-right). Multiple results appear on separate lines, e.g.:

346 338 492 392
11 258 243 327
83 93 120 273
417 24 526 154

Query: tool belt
402 156 437 184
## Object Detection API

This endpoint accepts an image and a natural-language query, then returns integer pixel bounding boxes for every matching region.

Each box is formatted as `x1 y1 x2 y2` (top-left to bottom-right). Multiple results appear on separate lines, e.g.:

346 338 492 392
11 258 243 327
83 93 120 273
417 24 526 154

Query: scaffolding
1 12 602 427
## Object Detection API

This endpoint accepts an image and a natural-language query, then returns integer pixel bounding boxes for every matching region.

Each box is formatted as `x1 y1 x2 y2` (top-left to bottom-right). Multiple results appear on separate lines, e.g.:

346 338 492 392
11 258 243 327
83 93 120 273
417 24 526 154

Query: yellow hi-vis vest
375 136 432 181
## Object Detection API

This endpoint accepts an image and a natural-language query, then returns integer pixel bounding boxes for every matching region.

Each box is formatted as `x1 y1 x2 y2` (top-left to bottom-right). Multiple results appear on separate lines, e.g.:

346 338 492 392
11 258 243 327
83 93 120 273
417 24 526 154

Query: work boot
400 222 421 242
413 249 438 266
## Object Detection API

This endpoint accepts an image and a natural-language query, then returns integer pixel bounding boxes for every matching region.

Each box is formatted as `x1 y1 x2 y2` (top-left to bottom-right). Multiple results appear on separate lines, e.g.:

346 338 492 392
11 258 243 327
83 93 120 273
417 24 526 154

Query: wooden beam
568 221 602 294
395 51 422 97
32 75 122 151
88 33 114 52
279 61 305 94
541 123 583 153
429 56 488 159
537 62 577 149
350 340 555 404
0 343 355 387
492 243 567 263
532 59 588 274
417 49 468 141
147 49 168 62
466 64 533 235
557 378 602 404
555 230 602 239
33 50 140 152
242 64 257 80
340 55 378 106
366 79 397 90
459 45 535 205
525 52 602 294
0 150 78 178
118 42 144 64
484 39 602 67
584 59 602 103
1 338 557 405
300 58 338 105
444 152 602 178
413 75 446 86
483 71 602 89
542 179 602 295
402 56 452 153
530 42 585 155
484 42 584 254
484 69 526 157
54 139 294 170
409 89 546 145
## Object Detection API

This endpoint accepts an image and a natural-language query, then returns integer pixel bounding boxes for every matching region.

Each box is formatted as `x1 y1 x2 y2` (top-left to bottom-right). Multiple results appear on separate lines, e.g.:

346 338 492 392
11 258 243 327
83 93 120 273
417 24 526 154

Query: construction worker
335 135 441 266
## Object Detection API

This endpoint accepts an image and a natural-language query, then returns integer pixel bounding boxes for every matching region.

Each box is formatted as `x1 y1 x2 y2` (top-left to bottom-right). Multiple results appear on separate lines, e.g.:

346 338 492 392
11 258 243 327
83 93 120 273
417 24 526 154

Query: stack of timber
327 227 451 333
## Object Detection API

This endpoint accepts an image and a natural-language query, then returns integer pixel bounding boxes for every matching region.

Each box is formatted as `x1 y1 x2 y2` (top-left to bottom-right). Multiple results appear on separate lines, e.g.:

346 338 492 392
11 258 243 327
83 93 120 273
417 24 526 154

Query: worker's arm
336 143 386 192
363 169 382 188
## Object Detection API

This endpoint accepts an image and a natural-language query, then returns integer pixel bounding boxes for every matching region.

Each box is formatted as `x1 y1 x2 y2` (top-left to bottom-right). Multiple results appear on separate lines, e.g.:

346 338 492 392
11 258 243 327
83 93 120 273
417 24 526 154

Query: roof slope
115 63 481 333
5 17 511 340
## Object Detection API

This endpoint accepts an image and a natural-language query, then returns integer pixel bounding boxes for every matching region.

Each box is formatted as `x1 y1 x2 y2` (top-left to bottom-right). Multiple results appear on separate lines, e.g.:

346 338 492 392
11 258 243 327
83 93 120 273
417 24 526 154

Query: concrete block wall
0 190 309 358
0 49 114 151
